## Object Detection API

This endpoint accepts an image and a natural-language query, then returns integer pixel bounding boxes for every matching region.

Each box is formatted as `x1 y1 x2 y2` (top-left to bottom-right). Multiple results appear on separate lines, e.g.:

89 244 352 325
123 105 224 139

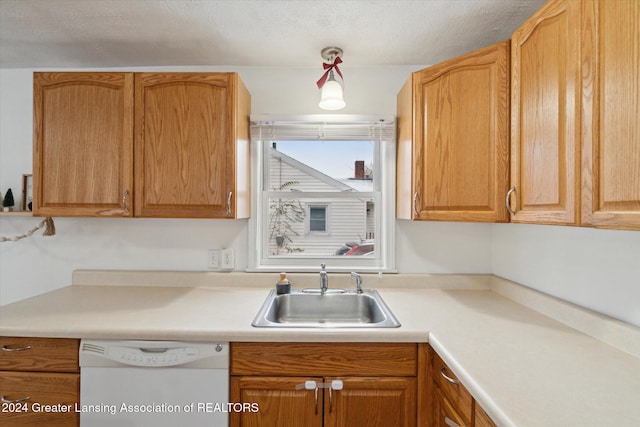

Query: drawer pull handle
445 416 462 427
440 366 460 385
2 345 31 352
1 395 30 403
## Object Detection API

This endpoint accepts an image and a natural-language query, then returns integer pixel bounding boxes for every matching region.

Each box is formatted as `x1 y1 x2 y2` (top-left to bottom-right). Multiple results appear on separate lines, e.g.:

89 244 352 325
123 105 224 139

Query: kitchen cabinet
33 72 250 219
429 346 496 427
0 337 80 427
580 0 640 230
230 342 419 427
397 40 510 222
134 73 251 218
473 402 496 427
33 72 134 217
509 0 581 225
510 0 640 230
432 385 468 427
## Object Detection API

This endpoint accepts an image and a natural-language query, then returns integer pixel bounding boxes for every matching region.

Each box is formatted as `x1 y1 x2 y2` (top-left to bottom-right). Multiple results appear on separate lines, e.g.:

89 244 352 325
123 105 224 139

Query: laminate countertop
1 271 639 426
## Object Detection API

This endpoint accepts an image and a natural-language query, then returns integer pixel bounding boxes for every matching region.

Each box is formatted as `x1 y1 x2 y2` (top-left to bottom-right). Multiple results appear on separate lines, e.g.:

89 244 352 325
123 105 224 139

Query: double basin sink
252 288 401 328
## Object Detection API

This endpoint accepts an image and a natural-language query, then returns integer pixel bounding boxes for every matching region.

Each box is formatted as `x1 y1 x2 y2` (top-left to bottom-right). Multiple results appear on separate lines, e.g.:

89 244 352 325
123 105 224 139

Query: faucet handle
320 263 326 271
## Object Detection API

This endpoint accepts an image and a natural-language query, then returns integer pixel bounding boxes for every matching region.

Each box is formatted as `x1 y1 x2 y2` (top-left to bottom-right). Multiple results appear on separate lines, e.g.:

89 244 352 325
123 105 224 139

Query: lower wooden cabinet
428 346 496 427
231 376 322 427
473 401 497 427
0 371 79 426
0 337 80 427
325 377 416 427
230 342 418 427
432 384 468 427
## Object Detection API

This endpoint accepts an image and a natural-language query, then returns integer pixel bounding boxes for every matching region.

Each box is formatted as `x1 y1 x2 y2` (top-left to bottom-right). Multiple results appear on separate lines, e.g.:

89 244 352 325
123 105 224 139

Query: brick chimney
355 161 365 180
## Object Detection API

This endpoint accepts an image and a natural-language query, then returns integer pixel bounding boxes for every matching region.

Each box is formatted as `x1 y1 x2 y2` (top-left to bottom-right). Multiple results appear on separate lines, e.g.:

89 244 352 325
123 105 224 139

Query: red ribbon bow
316 57 343 89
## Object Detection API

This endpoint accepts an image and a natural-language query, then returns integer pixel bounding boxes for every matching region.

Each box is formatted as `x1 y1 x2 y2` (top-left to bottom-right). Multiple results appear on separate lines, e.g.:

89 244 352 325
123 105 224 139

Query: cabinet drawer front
0 371 79 426
474 401 497 427
0 338 79 373
433 384 469 427
431 350 472 426
231 343 417 376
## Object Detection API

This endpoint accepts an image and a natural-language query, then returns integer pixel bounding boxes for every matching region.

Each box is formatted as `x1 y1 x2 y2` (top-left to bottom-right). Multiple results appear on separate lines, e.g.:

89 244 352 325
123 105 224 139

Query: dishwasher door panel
80 366 229 427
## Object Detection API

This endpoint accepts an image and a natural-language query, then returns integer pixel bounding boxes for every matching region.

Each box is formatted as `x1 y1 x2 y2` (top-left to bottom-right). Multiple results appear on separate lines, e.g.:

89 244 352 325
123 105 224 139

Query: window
308 205 328 233
249 115 395 272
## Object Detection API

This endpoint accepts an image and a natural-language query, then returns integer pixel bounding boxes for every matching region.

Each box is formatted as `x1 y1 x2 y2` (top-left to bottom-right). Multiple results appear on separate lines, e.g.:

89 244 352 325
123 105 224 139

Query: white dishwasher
79 339 229 427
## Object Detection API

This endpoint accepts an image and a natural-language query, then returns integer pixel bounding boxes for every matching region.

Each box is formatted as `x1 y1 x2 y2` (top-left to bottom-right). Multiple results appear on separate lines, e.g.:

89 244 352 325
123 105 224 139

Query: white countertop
1 271 639 426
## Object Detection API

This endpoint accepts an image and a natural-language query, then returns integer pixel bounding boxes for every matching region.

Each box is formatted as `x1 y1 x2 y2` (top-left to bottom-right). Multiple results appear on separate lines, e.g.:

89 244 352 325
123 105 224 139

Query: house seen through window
250 116 395 271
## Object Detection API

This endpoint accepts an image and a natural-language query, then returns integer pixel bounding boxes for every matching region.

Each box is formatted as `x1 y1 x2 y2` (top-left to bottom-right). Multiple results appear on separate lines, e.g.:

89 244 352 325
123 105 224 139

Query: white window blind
250 116 395 142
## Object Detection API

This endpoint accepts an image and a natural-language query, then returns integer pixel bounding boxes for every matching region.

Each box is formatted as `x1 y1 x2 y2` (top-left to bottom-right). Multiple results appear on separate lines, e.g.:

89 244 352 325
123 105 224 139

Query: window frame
307 204 330 235
248 114 396 272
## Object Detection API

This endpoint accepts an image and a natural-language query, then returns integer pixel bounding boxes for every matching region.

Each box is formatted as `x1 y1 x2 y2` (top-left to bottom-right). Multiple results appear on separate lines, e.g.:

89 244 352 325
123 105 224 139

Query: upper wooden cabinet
33 72 250 218
581 0 640 230
510 0 582 225
134 73 250 218
33 72 134 217
397 40 510 222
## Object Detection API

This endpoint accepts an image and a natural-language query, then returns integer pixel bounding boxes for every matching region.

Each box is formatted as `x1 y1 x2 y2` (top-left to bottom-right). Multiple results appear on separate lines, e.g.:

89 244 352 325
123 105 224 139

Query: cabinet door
411 41 510 222
432 385 468 427
510 0 581 225
0 371 79 427
324 377 416 427
230 376 322 427
134 73 238 218
33 72 133 217
474 401 496 427
581 0 640 230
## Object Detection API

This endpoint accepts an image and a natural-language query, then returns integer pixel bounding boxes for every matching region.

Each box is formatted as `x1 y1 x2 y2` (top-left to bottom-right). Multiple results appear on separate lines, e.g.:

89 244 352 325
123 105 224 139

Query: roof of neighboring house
269 147 373 192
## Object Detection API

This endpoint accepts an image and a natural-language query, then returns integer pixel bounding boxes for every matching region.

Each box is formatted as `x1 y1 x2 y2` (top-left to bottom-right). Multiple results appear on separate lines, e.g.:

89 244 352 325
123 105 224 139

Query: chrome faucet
320 263 328 294
351 272 363 294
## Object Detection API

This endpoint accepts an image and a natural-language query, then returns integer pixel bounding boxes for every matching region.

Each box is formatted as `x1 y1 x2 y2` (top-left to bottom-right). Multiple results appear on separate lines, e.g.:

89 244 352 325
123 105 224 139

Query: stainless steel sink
251 289 401 328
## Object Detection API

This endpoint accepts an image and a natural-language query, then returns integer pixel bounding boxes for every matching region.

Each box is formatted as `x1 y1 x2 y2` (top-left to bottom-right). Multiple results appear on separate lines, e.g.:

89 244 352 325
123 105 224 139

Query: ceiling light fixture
317 47 345 111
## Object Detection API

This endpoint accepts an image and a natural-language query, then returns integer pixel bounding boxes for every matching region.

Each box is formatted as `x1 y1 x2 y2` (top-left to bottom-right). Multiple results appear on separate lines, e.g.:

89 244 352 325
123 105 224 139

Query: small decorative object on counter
2 188 15 212
276 272 291 295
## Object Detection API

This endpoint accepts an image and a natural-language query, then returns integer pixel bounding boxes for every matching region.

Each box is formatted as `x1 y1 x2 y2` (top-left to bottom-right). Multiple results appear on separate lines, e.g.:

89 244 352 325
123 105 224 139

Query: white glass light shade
319 76 345 110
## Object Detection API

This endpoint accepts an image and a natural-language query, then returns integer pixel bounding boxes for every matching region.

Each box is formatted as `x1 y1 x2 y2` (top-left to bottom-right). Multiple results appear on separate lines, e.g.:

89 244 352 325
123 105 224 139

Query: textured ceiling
0 0 545 68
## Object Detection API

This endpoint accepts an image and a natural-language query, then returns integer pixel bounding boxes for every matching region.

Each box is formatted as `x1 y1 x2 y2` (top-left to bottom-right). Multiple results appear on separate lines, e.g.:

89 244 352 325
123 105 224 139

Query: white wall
2 67 639 328
0 66 493 306
492 224 640 326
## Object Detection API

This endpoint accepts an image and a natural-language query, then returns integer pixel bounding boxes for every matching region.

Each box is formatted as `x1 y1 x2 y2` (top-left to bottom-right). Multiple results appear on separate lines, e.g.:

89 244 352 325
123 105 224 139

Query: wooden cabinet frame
33 72 250 219
580 0 640 229
397 41 510 223
510 0 582 225
231 342 421 427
